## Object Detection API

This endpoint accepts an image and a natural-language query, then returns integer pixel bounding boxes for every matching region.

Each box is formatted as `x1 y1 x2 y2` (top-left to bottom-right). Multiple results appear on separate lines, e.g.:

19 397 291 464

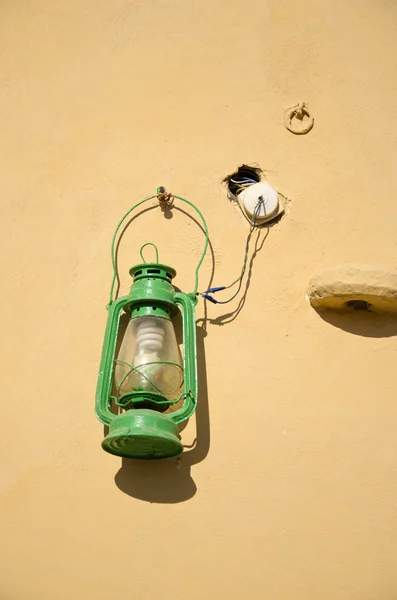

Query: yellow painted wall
1 1 397 598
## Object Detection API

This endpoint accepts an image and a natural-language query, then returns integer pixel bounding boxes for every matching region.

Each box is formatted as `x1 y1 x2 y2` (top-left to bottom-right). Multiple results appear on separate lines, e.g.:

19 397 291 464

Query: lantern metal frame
95 191 208 460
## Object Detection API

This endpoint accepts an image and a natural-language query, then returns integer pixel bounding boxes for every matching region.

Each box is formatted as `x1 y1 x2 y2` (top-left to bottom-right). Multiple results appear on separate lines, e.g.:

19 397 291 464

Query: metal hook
157 186 174 207
284 102 314 135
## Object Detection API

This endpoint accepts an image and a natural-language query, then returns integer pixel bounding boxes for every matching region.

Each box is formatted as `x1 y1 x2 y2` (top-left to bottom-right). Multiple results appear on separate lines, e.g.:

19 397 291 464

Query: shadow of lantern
114 324 210 503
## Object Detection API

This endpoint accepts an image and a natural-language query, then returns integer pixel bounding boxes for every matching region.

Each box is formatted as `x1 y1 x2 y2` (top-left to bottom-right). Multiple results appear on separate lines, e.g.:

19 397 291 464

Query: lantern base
102 409 182 459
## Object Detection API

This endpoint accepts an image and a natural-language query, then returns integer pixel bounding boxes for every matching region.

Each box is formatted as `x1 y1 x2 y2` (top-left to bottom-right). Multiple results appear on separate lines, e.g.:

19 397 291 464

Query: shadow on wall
114 324 210 503
314 309 397 338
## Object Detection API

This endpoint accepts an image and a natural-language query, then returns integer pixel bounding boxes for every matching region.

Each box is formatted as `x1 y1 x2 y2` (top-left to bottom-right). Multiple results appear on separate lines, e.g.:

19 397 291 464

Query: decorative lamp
95 189 208 459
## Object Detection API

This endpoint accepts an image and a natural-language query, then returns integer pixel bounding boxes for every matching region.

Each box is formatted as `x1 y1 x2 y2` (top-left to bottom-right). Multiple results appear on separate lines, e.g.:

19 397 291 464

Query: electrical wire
229 175 258 197
229 177 258 185
201 198 264 305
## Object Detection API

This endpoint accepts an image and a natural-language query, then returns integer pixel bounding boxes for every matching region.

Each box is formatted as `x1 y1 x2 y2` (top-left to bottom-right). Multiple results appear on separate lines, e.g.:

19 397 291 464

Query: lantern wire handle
139 242 159 264
108 191 209 306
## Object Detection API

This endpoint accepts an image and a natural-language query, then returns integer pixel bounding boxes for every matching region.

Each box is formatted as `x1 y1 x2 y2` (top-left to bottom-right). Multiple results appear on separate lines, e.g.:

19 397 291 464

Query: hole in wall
345 299 372 311
223 164 261 198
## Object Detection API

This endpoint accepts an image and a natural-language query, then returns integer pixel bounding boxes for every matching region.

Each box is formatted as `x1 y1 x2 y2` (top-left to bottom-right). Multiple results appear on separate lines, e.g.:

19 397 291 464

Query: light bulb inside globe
114 315 183 400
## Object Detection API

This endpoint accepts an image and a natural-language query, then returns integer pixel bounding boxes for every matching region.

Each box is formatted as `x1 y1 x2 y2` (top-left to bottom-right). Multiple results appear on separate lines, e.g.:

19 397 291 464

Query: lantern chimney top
129 263 176 283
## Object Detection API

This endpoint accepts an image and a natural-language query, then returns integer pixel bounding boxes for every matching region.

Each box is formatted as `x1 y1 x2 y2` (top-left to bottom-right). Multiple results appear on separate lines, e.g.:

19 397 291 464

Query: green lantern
95 190 208 460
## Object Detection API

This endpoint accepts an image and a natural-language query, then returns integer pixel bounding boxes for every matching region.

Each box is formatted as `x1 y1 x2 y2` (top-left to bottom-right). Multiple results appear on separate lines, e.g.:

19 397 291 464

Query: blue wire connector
202 294 218 304
206 287 226 293
200 286 226 304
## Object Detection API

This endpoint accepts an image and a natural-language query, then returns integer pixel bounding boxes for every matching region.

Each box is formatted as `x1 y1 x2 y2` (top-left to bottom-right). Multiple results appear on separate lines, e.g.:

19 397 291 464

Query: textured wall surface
1 1 397 598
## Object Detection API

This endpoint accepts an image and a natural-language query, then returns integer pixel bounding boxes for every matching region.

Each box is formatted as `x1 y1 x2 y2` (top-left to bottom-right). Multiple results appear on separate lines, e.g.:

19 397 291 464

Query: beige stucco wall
1 1 397 598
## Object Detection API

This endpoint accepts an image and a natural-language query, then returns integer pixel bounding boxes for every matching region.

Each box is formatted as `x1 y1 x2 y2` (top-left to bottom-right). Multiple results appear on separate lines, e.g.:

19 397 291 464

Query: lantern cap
129 263 176 283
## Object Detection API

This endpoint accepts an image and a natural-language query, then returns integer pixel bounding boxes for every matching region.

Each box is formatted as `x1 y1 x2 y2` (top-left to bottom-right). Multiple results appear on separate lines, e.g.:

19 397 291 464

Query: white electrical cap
239 182 280 223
